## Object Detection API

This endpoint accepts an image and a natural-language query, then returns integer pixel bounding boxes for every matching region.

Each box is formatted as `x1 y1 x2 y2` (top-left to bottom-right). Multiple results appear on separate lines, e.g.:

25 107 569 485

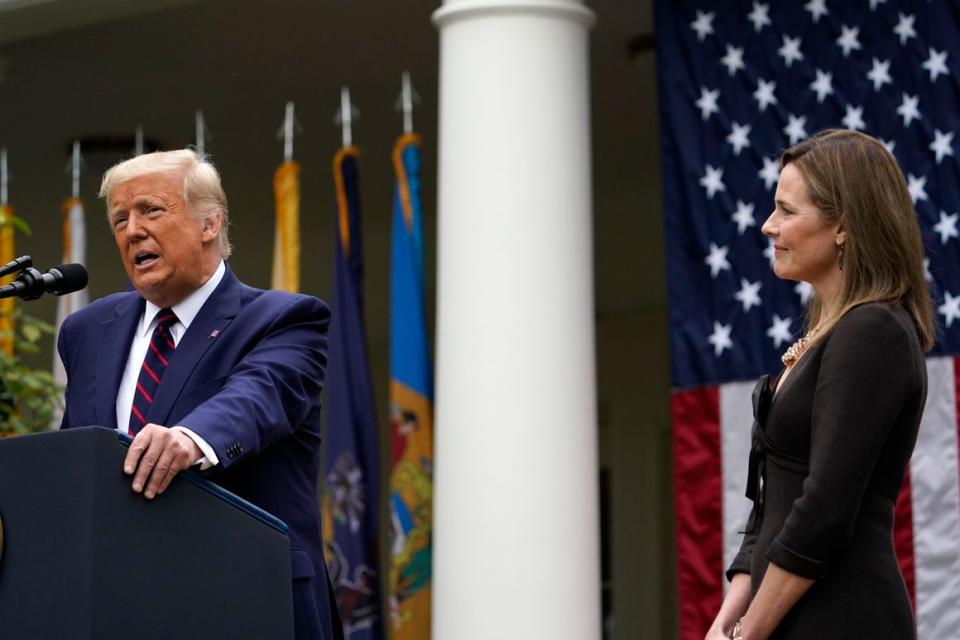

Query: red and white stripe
52 198 87 388
674 357 960 640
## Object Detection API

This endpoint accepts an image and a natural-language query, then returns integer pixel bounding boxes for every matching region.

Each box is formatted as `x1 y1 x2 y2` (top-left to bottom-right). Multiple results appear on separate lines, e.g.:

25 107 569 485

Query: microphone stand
0 255 31 279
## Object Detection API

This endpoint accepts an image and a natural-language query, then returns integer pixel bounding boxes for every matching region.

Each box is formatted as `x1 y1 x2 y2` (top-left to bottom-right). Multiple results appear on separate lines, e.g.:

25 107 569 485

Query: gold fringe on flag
271 161 301 293
333 146 361 258
392 133 421 231
0 204 16 356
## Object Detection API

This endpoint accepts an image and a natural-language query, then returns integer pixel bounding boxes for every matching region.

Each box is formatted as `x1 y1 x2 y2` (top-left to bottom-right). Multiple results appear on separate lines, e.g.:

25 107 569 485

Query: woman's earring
838 243 845 271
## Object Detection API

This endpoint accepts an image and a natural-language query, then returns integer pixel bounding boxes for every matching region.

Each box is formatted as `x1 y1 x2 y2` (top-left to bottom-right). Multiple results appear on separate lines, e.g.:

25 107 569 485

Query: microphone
0 263 88 300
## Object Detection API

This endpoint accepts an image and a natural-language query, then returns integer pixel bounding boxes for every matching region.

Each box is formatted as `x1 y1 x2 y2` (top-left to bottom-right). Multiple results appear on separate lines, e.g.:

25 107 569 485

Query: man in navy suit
57 149 343 640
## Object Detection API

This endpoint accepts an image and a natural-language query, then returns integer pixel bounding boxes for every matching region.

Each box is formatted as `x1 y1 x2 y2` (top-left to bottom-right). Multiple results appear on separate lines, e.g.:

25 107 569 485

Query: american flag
654 1 960 638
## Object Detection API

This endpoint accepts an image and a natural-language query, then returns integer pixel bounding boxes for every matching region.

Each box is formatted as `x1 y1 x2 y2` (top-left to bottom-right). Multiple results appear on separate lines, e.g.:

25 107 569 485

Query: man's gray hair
99 149 232 259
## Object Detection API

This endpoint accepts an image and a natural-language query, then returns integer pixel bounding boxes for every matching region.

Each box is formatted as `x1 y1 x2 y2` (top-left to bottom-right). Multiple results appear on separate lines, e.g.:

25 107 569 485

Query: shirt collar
139 260 226 336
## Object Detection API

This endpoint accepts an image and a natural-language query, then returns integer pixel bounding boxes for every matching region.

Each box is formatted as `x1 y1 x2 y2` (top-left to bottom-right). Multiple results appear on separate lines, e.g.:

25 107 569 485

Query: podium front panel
0 427 294 639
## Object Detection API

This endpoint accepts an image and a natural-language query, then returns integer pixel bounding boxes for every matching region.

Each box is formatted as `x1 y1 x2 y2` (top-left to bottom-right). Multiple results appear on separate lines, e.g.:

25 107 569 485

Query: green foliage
7 215 31 237
0 208 31 237
0 310 63 434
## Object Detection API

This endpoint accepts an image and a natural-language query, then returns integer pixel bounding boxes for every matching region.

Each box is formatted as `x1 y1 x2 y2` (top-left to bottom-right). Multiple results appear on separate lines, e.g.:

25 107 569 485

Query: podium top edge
112 430 290 536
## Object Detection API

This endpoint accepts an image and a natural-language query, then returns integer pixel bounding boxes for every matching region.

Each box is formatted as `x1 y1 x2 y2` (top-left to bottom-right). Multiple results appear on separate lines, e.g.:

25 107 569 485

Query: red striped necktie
128 308 178 435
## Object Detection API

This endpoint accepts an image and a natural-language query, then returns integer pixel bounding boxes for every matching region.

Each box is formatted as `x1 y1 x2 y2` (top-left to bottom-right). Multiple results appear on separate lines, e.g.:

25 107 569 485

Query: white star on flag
804 0 828 22
727 122 752 156
696 87 721 121
748 2 772 32
881 139 896 155
759 156 780 190
907 173 928 204
734 279 763 312
810 69 834 103
721 45 746 76
894 12 917 46
705 243 731 277
897 93 921 127
778 35 804 67
922 48 949 82
842 104 866 131
795 281 813 305
867 58 892 91
939 291 960 328
767 314 794 348
700 164 726 199
923 258 932 283
753 79 777 111
732 200 756 234
784 114 808 145
764 238 776 267
690 10 715 41
869 0 887 10
930 129 954 164
708 321 734 356
836 25 862 58
934 211 959 244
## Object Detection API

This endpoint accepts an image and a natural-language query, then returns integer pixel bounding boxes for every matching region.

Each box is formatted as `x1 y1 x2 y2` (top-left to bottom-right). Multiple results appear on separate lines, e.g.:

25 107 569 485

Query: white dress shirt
115 260 225 469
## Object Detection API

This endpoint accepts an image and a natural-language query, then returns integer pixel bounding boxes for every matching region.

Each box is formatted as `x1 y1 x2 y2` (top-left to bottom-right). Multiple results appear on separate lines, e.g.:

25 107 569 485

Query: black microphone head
49 263 88 296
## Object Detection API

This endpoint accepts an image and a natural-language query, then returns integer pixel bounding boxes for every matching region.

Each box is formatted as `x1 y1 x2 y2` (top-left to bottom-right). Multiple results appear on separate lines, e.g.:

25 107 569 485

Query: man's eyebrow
112 195 163 212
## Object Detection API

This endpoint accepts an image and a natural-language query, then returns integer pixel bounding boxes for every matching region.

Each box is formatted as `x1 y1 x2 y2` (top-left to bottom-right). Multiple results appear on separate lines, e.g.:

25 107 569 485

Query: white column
432 2 599 639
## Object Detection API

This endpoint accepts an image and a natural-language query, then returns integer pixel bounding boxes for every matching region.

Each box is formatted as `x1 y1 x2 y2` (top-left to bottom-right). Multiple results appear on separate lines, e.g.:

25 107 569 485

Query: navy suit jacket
57 265 343 640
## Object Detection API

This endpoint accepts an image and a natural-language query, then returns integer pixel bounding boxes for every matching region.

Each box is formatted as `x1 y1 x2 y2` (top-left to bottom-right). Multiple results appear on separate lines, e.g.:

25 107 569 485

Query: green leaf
10 214 32 236
21 324 41 343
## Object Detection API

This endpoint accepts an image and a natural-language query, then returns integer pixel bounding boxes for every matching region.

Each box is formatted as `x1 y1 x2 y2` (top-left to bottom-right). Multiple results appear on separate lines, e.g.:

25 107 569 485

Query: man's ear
200 213 221 243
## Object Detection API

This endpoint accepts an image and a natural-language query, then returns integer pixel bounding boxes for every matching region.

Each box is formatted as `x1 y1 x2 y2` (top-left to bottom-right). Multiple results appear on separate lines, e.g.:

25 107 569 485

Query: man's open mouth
134 252 159 266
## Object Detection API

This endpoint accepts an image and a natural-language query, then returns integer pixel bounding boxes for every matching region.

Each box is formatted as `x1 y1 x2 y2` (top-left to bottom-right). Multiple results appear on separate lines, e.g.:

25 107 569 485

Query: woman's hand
736 563 813 640
705 573 752 639
704 621 734 640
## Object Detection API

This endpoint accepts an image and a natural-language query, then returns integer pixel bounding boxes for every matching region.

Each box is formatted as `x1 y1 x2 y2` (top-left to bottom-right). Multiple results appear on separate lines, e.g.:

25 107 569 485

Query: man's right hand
124 424 202 499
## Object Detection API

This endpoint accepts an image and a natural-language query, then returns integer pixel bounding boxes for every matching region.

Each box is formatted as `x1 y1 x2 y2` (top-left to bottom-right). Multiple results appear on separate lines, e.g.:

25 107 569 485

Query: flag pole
401 71 415 134
0 148 8 206
283 101 295 162
195 110 206 157
340 87 353 148
134 125 144 156
71 141 81 200
334 87 360 148
395 71 420 135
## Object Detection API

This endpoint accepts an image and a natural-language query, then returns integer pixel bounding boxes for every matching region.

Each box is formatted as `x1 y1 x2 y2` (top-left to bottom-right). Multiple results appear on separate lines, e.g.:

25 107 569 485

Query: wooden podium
0 427 294 639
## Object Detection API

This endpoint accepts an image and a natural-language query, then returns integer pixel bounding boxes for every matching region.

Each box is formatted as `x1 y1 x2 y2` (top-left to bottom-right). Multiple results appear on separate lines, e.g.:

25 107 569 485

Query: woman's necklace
781 326 820 366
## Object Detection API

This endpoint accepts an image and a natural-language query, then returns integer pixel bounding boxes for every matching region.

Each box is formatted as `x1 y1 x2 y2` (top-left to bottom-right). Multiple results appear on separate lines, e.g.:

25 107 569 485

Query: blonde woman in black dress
706 129 935 640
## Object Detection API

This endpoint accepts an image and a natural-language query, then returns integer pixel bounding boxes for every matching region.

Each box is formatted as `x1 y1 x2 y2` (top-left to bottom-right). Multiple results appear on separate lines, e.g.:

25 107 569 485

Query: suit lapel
147 266 242 426
96 295 144 429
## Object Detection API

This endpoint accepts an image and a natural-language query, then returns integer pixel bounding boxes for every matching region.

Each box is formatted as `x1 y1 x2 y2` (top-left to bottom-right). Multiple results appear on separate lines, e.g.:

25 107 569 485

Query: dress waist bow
743 373 809 534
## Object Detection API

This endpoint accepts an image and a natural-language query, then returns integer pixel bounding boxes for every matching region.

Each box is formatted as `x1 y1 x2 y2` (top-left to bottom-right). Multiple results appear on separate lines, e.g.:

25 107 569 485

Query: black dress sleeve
767 304 915 579
727 530 757 581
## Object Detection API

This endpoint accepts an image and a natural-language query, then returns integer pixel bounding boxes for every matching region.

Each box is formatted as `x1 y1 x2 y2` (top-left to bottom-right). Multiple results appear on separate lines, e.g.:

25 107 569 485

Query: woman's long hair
782 129 935 351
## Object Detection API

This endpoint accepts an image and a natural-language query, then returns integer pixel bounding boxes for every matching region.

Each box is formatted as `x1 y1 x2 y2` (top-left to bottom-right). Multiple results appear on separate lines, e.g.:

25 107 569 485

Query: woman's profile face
761 163 845 286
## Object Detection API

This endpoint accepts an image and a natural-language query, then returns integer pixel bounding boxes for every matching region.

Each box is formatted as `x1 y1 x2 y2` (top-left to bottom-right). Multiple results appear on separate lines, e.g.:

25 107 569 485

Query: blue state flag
387 133 434 639
322 145 383 640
